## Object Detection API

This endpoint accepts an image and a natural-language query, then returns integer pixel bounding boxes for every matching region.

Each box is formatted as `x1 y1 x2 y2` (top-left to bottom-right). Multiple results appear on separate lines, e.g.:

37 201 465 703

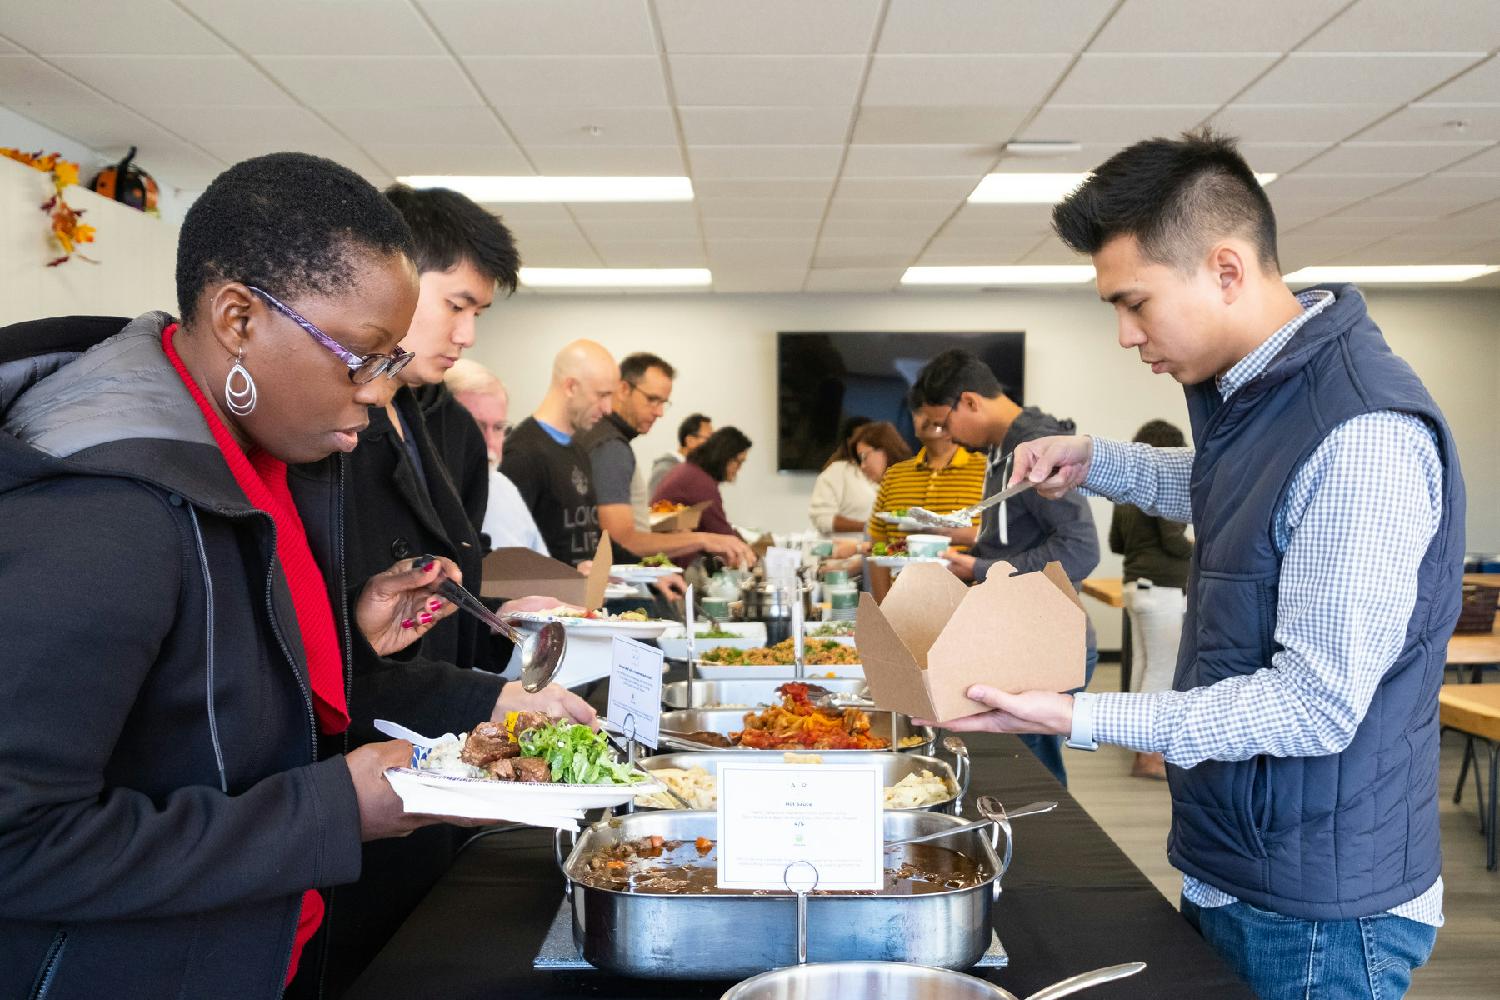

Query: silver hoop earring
225 354 257 416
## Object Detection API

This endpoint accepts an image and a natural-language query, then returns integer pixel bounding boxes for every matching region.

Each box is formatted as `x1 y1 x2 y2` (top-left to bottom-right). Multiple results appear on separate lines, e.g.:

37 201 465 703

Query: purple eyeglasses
247 285 414 385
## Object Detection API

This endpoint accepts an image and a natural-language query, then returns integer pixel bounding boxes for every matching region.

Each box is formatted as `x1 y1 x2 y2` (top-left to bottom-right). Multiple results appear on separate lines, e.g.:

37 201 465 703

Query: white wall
468 286 1500 649
0 155 178 324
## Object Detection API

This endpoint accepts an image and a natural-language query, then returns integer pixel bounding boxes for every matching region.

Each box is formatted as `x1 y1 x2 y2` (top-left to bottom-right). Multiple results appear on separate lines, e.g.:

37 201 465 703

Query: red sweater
162 325 349 985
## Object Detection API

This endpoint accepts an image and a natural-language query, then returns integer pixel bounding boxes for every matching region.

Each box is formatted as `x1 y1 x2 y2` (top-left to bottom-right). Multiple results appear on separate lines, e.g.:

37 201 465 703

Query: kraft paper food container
650 500 710 533
481 532 612 610
856 560 1086 724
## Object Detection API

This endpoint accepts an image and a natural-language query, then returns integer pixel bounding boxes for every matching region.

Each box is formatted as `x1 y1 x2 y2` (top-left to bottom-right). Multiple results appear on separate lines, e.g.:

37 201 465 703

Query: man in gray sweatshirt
910 350 1099 785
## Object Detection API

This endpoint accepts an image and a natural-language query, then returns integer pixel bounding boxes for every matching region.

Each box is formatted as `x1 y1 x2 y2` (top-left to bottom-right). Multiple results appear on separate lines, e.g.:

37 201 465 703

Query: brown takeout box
480 533 612 610
649 500 710 533
856 560 1086 724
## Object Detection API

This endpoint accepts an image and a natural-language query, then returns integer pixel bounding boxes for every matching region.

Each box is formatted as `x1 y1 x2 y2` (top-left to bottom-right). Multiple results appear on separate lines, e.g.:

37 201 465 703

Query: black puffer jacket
0 314 364 1000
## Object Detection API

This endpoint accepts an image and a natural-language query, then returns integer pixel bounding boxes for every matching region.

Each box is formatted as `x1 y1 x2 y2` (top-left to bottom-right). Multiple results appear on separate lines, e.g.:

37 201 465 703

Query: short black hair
688 426 752 482
383 184 520 294
1052 128 1278 273
677 412 710 447
620 351 676 384
177 152 414 323
1133 419 1186 448
910 349 1003 408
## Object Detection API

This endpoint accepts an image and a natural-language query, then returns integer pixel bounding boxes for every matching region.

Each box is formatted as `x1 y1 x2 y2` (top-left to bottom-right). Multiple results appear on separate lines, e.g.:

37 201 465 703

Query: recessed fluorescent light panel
968 172 1277 204
519 267 712 289
395 175 693 203
1283 265 1500 284
901 266 1096 286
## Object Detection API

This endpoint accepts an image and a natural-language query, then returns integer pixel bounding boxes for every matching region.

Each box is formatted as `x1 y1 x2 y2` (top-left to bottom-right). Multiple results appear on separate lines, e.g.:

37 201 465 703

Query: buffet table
348 732 1255 1000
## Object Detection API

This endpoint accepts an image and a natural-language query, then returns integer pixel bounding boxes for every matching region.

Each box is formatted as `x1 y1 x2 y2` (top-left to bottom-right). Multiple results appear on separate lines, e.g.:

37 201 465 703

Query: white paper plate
870 556 950 568
610 563 678 582
692 662 864 680
385 767 664 827
509 610 673 639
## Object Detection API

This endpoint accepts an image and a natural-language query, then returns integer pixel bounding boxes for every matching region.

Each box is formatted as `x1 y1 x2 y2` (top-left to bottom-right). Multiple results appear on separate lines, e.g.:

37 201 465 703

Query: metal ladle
419 556 566 692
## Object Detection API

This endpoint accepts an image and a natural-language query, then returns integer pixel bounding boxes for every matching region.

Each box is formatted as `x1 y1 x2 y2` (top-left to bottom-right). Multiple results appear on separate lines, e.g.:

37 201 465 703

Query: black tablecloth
347 734 1256 1000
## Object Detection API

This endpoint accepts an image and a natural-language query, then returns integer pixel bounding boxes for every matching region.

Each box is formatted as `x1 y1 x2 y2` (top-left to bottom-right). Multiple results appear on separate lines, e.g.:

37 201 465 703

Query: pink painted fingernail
422 560 436 572
418 612 434 625
400 618 416 630
427 598 443 611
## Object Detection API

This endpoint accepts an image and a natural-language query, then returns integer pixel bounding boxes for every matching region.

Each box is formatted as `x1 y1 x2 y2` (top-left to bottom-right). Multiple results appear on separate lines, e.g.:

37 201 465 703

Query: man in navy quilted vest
935 129 1465 1000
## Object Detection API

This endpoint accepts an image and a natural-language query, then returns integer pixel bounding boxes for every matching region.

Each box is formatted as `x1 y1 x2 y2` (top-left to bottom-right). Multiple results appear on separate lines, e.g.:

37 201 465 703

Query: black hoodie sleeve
973 490 1101 585
0 477 363 922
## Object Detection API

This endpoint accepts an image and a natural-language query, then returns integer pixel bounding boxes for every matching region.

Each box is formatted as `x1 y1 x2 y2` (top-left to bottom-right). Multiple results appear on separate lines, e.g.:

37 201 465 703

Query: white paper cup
905 534 950 559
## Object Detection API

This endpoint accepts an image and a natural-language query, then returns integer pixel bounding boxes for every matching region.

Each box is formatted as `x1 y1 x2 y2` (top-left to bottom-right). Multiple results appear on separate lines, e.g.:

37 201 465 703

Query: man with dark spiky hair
934 129 1464 999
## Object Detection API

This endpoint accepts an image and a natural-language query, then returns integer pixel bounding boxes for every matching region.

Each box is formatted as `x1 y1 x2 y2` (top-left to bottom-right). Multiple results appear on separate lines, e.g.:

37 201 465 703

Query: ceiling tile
1090 0 1348 52
1052 54 1278 106
1325 195 1480 220
1381 172 1500 205
481 203 575 222
712 268 808 292
1394 211 1500 239
417 0 657 56
655 0 881 55
1446 144 1500 172
1357 104 1500 143
8 100 160 150
1332 236 1492 265
669 55 863 106
1237 143 1333 173
467 56 668 108
852 106 1030 144
1422 57 1500 104
1301 0 1500 52
919 244 1036 265
1277 235 1380 266
201 140 389 184
706 239 815 264
1017 104 1216 143
1297 141 1493 174
824 198 956 222
102 132 228 188
567 202 698 221
181 0 441 56
702 217 822 240
593 239 706 267
812 249 920 269
803 268 904 292
259 56 481 110
0 35 21 54
1285 216 1421 239
834 176 981 198
1018 239 1091 264
697 197 828 218
3 0 228 54
515 239 604 266
679 107 851 145
923 234 1048 257
689 145 844 178
0 54 123 110
324 106 508 146
500 106 679 146
693 178 836 199
943 202 1057 237
862 55 1072 108
819 217 943 238
1207 104 1388 143
577 216 701 240
878 0 1115 53
841 144 995 177
362 142 532 175
523 144 684 175
1266 173 1417 200
505 218 588 242
146 105 339 147
49 54 293 108
1236 54 1485 106
1267 197 1349 228
989 143 1127 172
815 235 926 255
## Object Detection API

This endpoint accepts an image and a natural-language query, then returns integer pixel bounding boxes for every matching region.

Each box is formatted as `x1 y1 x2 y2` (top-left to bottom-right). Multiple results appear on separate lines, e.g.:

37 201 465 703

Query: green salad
639 552 673 568
518 721 647 785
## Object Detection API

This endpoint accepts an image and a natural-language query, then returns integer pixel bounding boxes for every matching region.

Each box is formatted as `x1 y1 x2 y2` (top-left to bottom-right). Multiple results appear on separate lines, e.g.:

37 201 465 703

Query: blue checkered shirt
1082 290 1445 925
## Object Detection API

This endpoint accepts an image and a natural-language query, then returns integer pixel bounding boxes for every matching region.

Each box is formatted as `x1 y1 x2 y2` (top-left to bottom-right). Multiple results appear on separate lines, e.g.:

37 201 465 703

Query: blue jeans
1182 897 1437 1000
1022 644 1099 787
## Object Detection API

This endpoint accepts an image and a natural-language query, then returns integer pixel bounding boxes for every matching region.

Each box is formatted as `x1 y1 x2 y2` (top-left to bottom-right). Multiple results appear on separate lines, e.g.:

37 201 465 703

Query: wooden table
1440 684 1500 870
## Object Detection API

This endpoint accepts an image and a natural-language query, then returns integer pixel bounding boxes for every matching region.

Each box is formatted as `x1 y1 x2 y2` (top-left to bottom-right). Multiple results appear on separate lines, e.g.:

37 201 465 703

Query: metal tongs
418 555 567 692
883 798 1057 852
907 477 1035 529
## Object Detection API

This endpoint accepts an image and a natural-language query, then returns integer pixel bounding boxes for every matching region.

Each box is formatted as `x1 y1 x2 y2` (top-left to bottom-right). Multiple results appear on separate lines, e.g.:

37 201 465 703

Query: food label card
606 636 664 749
716 762 883 891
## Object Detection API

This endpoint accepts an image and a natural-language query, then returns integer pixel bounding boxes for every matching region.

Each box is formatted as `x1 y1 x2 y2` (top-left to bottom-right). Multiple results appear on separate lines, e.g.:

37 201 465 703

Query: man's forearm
1085 438 1194 523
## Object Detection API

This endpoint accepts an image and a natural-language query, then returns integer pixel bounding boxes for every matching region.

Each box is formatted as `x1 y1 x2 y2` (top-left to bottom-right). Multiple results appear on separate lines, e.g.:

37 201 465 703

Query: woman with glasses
0 154 481 998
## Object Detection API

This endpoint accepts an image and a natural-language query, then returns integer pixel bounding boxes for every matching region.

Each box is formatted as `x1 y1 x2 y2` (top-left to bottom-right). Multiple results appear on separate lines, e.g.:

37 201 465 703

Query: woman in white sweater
808 419 911 536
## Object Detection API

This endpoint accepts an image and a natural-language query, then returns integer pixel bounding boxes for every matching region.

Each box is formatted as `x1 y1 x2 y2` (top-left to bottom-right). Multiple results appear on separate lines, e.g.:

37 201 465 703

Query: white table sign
606 635 664 749
716 761 883 891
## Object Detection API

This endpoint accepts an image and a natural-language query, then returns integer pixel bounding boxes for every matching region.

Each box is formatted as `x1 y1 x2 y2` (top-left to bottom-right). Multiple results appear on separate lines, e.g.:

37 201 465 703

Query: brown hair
849 421 913 467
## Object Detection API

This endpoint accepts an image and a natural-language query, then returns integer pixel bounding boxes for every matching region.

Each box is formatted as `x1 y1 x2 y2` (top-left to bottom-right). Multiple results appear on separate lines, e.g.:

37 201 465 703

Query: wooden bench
1440 683 1500 871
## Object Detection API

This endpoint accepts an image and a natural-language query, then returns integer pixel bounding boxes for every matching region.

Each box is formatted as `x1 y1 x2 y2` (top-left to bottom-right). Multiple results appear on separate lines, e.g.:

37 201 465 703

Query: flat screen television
776 331 1025 473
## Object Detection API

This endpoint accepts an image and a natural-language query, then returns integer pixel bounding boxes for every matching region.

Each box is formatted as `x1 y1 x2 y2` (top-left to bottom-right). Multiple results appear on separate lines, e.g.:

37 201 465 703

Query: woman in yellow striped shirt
867 408 986 600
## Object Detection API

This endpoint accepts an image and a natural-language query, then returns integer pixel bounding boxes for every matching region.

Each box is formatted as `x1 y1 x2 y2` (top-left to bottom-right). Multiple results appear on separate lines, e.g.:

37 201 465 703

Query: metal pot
719 961 1146 1000
559 808 1006 980
740 579 815 643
